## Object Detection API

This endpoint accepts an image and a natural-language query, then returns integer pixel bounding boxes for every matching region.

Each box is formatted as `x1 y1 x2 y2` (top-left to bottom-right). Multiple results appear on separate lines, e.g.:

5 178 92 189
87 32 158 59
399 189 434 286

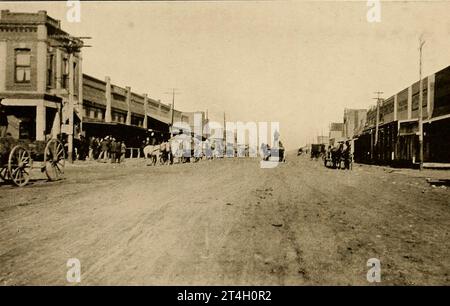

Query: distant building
343 108 367 140
329 122 344 146
173 111 206 138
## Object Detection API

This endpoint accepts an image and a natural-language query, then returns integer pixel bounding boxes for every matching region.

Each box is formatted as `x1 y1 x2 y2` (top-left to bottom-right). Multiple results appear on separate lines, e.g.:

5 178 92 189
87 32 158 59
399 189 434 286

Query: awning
82 120 148 135
147 112 171 125
147 116 170 134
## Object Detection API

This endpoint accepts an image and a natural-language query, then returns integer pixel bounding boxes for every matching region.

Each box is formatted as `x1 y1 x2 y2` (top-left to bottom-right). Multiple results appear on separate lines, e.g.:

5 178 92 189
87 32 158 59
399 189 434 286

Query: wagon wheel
0 167 9 181
8 145 32 187
44 139 65 181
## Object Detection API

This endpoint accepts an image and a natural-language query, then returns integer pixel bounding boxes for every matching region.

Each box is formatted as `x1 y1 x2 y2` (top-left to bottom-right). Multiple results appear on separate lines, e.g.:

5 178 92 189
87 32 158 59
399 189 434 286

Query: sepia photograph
0 0 449 292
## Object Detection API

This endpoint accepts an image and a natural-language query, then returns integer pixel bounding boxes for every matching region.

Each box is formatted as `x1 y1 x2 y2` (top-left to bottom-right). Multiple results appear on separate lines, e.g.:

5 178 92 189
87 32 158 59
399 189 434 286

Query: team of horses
143 142 170 166
143 139 208 166
323 142 352 170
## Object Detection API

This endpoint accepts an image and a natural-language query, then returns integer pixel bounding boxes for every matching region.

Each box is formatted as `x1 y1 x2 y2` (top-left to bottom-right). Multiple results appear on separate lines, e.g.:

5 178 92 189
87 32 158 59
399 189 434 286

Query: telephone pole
223 112 226 139
164 88 180 137
223 112 227 153
373 91 384 161
419 37 426 170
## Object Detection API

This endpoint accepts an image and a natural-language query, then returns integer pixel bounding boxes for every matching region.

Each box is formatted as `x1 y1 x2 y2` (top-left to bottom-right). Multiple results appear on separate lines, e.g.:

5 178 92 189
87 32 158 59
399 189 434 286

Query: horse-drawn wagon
323 142 353 170
0 137 65 187
310 144 325 159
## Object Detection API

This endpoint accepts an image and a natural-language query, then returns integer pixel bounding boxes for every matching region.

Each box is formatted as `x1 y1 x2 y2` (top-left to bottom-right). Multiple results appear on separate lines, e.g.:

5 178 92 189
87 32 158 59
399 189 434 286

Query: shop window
15 49 31 83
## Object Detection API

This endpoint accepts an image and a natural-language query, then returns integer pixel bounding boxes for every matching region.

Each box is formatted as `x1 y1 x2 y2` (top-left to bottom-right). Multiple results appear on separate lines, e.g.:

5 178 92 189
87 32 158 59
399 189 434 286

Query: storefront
0 93 62 141
82 121 148 148
423 115 450 163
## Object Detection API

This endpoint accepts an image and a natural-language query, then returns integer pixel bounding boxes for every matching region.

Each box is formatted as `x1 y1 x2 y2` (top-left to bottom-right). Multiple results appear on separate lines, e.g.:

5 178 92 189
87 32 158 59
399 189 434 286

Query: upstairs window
47 53 55 88
62 58 69 89
15 49 31 83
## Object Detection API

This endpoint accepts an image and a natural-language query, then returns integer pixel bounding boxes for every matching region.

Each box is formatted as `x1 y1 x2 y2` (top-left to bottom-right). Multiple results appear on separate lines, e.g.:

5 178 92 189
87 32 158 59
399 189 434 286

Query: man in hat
0 98 8 138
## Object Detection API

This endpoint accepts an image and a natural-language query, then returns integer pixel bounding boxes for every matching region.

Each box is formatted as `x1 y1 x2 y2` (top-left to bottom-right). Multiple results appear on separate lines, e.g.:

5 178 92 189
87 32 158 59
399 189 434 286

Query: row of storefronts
352 65 450 167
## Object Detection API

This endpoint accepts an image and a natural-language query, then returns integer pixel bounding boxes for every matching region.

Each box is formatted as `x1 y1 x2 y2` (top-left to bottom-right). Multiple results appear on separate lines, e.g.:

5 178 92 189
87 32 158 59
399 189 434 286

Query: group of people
75 136 127 163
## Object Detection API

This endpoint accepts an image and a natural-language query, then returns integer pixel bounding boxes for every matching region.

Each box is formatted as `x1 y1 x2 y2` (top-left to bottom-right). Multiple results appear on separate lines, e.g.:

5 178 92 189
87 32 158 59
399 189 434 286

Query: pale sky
3 1 450 149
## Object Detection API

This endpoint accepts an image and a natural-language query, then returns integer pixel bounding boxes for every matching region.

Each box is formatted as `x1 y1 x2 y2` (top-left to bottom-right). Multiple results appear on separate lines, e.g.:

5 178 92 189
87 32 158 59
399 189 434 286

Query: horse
143 144 160 166
159 142 171 165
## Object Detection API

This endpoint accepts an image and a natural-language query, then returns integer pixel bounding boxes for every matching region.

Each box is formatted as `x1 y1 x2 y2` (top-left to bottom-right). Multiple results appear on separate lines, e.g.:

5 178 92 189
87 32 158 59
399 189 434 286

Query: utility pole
419 37 426 171
223 112 226 139
164 88 180 137
204 109 209 139
223 112 227 154
68 53 74 161
373 91 384 161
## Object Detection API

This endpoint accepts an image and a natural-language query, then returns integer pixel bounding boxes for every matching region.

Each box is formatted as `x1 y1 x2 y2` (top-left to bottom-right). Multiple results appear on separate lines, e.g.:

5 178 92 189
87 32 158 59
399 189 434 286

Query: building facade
329 122 344 146
354 65 450 166
0 10 82 141
343 108 367 140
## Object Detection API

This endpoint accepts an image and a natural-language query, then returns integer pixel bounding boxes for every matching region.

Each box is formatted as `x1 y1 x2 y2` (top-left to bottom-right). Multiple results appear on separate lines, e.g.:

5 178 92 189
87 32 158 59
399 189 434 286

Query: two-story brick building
0 10 82 142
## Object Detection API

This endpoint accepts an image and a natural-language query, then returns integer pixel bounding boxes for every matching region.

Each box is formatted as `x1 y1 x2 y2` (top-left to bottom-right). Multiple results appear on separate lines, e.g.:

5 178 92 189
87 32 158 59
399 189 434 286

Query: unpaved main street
0 155 449 285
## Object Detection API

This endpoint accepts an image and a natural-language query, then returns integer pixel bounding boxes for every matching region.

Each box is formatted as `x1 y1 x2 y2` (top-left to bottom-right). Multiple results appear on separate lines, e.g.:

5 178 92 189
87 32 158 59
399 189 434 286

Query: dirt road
0 155 449 285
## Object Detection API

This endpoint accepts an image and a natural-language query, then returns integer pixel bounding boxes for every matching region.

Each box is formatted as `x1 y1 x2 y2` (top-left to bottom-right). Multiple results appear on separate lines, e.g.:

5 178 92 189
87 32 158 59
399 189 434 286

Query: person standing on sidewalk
99 137 109 162
115 140 122 164
120 141 127 163
88 136 95 161
110 138 117 163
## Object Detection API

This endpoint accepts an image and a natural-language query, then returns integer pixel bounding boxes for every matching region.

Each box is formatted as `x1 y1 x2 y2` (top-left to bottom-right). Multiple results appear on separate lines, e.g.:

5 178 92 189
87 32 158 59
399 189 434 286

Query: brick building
82 74 206 146
0 10 82 141
81 74 193 147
